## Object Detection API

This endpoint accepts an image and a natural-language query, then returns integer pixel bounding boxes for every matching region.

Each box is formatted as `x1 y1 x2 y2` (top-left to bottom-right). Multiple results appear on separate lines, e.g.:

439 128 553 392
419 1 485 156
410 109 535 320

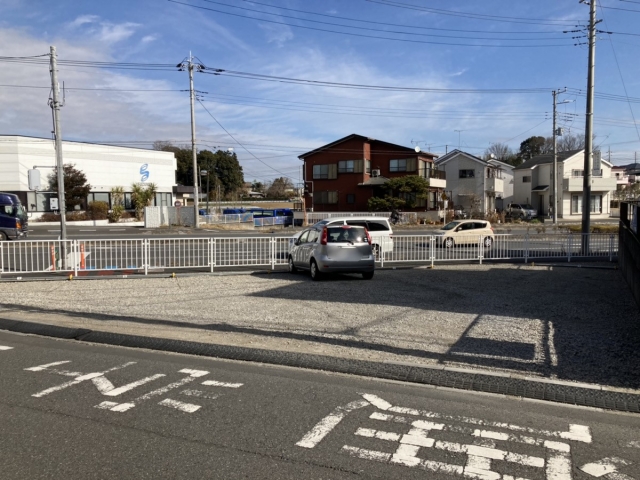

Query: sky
1 0 640 184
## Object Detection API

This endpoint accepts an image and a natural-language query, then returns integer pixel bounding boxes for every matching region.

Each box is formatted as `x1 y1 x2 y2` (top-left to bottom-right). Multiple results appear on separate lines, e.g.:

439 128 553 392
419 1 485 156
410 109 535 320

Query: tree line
483 133 591 167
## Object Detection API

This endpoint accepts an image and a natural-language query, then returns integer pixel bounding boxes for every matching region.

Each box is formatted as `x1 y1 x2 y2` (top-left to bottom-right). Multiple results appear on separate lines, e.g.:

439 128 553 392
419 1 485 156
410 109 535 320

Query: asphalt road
1 331 639 480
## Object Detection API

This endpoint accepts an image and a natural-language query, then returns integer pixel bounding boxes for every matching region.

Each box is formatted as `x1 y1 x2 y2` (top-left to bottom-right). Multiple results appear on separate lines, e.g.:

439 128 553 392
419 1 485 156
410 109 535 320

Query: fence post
479 236 483 265
209 238 214 272
524 234 529 264
212 237 217 271
567 235 572 263
144 239 149 275
271 237 276 270
430 236 435 268
609 234 614 262
73 240 78 277
0 241 3 274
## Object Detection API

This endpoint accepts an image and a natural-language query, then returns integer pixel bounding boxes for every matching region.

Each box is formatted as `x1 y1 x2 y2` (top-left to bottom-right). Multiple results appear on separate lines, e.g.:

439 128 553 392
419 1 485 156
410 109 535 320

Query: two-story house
513 149 617 218
435 150 514 214
298 134 446 212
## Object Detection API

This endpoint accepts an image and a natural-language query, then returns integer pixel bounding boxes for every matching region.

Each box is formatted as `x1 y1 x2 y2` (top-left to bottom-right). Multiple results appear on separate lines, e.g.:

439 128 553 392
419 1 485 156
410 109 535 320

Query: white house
0 135 177 216
435 149 514 214
512 149 616 218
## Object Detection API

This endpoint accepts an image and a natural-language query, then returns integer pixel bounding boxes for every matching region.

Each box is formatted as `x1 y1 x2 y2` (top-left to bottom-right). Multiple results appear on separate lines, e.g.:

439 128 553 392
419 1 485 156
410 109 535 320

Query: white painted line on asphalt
158 398 201 413
104 369 210 412
92 374 166 397
25 361 71 371
109 228 126 231
295 399 370 449
79 229 96 232
201 380 243 388
0 346 14 351
180 389 220 400
29 362 136 398
580 457 633 478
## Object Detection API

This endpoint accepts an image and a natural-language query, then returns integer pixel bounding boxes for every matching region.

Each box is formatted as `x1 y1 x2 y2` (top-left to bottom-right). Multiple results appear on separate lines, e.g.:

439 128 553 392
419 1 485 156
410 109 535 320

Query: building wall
0 136 176 213
439 154 486 211
302 137 438 212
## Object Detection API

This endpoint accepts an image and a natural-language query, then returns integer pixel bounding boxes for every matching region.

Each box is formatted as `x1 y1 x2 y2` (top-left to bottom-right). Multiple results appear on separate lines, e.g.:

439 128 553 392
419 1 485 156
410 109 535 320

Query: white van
290 217 394 258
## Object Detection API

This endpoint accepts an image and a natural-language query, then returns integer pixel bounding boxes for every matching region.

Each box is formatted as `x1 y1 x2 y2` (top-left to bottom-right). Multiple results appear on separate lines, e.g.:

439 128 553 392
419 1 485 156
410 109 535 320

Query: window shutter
328 164 337 179
329 191 338 204
354 160 363 173
418 161 425 177
406 157 417 172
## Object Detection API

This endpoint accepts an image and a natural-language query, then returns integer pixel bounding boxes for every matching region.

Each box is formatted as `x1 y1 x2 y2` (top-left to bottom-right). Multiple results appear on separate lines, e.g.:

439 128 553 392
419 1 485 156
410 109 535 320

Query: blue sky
1 0 639 183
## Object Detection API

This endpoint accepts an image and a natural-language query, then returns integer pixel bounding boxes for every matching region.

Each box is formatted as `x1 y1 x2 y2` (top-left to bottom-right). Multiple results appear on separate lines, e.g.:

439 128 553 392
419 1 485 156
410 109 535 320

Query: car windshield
522 204 533 209
1 205 21 217
312 220 330 228
441 221 461 231
326 226 366 243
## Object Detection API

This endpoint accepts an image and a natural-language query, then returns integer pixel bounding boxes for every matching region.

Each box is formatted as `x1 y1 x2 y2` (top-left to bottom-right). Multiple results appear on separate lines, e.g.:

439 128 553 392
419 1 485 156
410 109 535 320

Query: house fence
0 233 617 278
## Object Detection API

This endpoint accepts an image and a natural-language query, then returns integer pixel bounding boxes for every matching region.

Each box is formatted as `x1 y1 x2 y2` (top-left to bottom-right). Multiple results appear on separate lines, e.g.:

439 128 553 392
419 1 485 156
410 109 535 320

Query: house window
459 169 475 179
365 160 371 174
572 194 603 214
339 160 355 173
313 164 329 179
572 169 584 178
346 194 355 204
390 159 407 172
313 164 337 180
313 191 338 204
522 176 531 183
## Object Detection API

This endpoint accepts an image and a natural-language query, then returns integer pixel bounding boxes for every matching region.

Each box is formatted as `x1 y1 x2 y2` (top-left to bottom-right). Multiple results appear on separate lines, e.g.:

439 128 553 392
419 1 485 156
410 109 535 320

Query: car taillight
365 228 372 245
320 227 328 245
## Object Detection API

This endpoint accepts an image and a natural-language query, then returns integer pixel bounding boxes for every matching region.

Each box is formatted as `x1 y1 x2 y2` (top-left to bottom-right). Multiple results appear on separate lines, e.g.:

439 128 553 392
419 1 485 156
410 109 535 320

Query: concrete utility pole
581 0 598 253
49 46 67 242
188 53 199 228
552 88 568 225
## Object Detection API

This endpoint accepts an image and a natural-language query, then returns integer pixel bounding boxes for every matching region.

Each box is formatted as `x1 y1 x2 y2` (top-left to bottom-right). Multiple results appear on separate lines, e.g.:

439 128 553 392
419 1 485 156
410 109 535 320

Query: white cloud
141 34 157 44
449 68 468 77
68 15 99 28
258 23 293 47
96 22 140 44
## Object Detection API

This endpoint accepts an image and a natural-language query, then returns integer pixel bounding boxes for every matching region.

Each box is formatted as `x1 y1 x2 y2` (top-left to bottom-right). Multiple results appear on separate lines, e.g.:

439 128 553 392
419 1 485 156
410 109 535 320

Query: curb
1 318 638 414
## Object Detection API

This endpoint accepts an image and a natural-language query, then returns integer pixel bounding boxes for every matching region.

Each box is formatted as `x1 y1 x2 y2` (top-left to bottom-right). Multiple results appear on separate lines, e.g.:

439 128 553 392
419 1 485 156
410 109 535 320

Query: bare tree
484 142 513 161
556 133 585 152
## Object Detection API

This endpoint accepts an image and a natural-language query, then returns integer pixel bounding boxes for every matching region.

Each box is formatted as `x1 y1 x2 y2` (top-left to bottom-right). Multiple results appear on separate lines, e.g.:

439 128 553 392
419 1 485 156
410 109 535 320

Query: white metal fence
300 212 417 224
0 233 617 277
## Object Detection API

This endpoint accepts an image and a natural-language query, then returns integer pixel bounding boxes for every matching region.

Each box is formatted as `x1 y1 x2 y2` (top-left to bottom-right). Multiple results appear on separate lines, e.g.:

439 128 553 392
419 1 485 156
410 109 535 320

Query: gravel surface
1 263 638 389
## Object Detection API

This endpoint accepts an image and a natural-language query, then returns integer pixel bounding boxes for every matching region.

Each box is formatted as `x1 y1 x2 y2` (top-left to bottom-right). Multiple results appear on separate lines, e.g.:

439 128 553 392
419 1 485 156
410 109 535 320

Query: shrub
66 211 88 221
87 201 109 220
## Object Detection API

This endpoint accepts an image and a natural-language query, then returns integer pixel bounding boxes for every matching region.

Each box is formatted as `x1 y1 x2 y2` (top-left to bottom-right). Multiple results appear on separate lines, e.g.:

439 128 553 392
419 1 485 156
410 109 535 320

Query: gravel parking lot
1 263 638 389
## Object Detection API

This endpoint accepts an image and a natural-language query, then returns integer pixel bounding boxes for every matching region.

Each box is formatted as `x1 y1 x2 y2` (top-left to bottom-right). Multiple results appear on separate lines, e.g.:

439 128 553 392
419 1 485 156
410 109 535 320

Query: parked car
288 225 375 280
432 220 494 248
0 192 28 240
506 203 537 219
289 217 393 258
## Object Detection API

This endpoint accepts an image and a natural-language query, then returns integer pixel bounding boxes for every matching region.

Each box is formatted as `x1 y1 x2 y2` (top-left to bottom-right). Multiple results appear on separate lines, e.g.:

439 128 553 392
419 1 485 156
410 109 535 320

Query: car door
304 229 320 266
293 230 310 267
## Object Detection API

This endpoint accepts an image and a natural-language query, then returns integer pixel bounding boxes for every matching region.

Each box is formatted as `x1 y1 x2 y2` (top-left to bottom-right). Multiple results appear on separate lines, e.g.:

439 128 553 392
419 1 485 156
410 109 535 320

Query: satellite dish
490 153 496 159
414 146 421 153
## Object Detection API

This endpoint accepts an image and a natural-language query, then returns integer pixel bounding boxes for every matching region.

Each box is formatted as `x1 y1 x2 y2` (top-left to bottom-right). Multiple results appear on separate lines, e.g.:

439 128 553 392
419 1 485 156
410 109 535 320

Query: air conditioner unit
371 169 380 177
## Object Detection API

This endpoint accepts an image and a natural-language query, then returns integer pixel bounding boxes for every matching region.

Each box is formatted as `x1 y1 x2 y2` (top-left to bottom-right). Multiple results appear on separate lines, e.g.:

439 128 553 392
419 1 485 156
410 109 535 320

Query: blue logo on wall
140 164 150 182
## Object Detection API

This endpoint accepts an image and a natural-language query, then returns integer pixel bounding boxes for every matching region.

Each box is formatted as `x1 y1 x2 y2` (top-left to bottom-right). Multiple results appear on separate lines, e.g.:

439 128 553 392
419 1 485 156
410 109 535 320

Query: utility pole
552 88 568 225
581 0 598 253
188 53 199 228
49 46 67 242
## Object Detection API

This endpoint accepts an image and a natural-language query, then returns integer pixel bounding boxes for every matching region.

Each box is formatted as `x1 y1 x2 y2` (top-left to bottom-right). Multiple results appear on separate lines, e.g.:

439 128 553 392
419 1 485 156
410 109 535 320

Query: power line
168 0 574 47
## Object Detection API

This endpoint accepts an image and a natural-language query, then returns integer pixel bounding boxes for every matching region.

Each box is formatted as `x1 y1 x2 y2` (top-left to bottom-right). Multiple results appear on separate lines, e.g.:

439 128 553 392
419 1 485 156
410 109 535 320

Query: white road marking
103 369 210 412
25 361 71 371
92 374 166 396
30 362 136 398
624 441 640 448
295 399 370 449
180 389 220 400
298 393 599 480
580 458 633 478
158 398 201 413
0 346 14 351
201 380 243 388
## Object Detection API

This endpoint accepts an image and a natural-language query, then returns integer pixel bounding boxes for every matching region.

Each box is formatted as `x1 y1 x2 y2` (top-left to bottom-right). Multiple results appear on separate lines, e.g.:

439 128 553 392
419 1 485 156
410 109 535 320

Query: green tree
518 136 548 160
48 164 92 212
367 175 431 211
108 186 125 223
131 182 157 221
266 177 294 199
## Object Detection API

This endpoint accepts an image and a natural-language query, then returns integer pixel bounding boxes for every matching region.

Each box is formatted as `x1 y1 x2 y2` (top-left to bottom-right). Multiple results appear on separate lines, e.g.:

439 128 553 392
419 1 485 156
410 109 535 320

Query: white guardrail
0 234 617 277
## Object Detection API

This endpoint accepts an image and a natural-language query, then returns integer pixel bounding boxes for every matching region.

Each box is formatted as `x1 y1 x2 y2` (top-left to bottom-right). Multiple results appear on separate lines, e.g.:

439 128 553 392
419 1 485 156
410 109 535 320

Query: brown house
298 134 446 212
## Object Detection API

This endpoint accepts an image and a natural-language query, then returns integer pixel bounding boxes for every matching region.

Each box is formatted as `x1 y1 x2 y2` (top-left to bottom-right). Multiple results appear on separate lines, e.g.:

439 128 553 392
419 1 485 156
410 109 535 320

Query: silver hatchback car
288 225 375 280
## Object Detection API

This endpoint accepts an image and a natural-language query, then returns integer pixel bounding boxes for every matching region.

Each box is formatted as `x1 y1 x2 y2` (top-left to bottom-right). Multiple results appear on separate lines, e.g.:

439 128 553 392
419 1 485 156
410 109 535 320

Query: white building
0 135 177 216
435 150 514 214
512 149 616 218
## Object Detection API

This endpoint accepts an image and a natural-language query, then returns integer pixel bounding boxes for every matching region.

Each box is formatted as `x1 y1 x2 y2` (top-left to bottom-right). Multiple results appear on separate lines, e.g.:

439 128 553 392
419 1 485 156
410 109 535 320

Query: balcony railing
423 169 446 180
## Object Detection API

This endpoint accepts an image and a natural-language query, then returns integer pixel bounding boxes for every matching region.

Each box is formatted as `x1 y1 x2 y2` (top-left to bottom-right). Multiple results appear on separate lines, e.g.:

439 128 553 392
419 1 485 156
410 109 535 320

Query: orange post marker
50 245 56 271
80 243 86 270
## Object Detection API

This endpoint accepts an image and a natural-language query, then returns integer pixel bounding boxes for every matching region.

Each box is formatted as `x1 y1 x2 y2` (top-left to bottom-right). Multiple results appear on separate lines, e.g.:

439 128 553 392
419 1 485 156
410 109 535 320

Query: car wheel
371 244 380 260
288 256 297 273
483 237 493 248
310 260 322 281
0 231 7 241
519 213 525 220
444 237 454 248
362 271 374 280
